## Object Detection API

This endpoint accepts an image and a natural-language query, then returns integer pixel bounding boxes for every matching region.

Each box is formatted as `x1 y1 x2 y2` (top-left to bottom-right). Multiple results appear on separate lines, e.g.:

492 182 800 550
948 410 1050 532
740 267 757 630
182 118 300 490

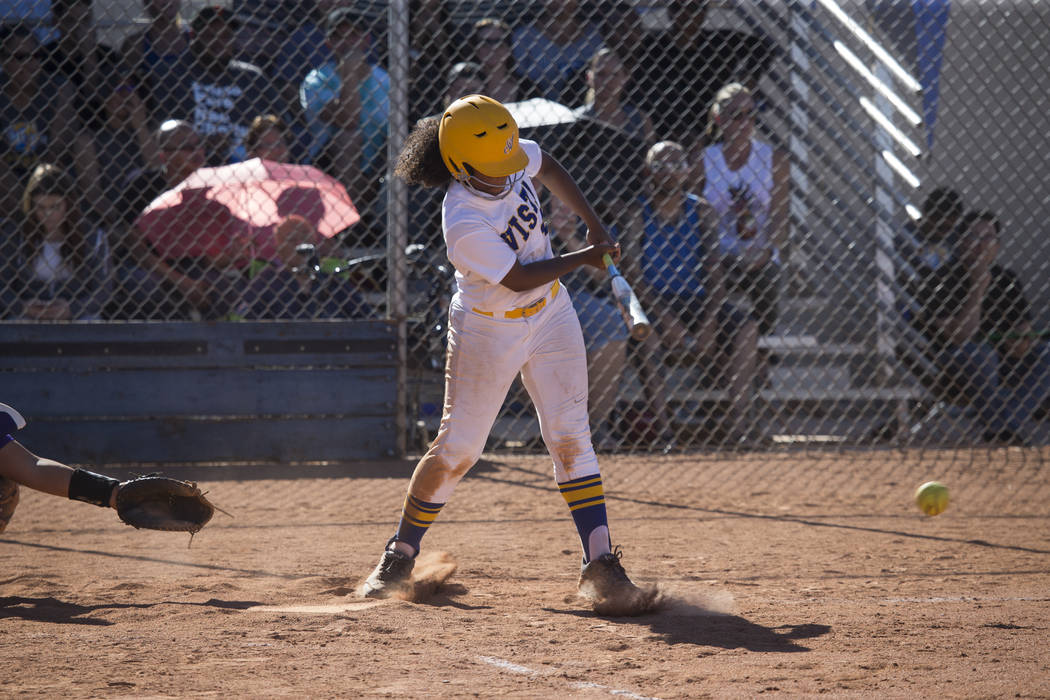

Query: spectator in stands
232 214 370 320
244 113 293 163
590 0 646 60
42 0 122 131
0 163 110 320
107 119 213 320
511 0 605 107
0 1 54 43
575 47 654 146
700 82 788 337
232 0 332 110
914 210 1050 445
156 5 282 166
91 74 160 227
621 140 761 445
120 0 192 116
242 119 351 265
117 119 202 233
0 23 98 221
569 47 652 245
898 186 963 280
628 1 778 148
443 62 485 109
407 0 455 122
469 17 539 105
300 6 390 213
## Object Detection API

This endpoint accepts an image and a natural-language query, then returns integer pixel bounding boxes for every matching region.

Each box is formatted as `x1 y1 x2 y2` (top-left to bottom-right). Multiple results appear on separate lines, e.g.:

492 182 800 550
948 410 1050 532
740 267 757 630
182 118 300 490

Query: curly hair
394 117 451 188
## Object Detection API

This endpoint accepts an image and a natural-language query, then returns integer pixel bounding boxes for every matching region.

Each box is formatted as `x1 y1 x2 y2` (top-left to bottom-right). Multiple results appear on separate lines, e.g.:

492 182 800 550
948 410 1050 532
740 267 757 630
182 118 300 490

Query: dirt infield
3 448 1049 698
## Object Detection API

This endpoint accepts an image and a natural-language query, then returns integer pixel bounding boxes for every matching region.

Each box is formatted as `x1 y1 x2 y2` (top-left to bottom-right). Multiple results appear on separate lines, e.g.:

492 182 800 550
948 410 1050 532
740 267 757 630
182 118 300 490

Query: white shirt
32 239 73 283
702 139 780 264
443 139 555 312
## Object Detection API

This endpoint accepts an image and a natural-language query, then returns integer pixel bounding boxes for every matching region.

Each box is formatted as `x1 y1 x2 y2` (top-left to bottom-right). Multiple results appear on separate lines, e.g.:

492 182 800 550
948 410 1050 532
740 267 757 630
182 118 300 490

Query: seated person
41 0 123 132
914 210 1049 445
300 6 390 210
700 83 788 337
511 0 604 107
0 163 111 321
232 215 371 320
107 119 207 319
571 47 653 214
132 191 250 321
120 0 193 118
232 0 332 111
91 74 160 227
125 121 251 320
443 62 485 111
244 113 294 163
896 186 964 311
620 141 761 445
468 17 541 106
154 6 282 166
0 23 89 218
574 47 654 146
626 1 778 148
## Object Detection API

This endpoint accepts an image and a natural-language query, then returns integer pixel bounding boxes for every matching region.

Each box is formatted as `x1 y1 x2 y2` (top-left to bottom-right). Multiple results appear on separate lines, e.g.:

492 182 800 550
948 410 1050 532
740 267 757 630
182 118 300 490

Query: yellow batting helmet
438 94 528 184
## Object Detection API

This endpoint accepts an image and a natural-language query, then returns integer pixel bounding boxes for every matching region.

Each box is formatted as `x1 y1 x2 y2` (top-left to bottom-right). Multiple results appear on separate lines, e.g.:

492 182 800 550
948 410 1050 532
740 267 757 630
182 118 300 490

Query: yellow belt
473 279 560 319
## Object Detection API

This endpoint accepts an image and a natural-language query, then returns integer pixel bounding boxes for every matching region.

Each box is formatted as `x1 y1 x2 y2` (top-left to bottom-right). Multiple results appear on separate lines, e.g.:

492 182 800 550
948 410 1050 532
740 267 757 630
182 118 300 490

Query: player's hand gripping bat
602 253 652 341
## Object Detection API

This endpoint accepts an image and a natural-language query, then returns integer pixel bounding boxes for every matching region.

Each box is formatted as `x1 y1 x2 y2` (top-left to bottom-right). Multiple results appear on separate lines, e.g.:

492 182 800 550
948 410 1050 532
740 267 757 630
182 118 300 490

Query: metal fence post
387 0 410 457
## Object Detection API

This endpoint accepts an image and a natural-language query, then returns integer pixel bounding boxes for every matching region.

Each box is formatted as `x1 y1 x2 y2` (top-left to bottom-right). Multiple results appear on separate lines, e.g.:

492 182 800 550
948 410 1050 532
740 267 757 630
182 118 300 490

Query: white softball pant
407 284 599 504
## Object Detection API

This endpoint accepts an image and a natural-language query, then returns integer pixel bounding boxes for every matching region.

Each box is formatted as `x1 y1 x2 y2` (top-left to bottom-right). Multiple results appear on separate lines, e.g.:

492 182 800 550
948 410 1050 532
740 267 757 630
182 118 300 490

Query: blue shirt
299 61 390 174
512 24 604 104
639 192 708 300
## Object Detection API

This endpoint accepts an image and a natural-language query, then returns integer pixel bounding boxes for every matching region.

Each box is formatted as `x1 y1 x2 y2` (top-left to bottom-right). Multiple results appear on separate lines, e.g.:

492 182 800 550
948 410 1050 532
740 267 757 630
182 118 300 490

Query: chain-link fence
2 0 1048 457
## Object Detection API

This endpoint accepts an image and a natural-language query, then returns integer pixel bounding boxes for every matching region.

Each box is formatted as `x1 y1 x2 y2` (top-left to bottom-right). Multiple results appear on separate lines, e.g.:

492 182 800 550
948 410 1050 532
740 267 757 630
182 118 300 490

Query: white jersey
442 139 554 313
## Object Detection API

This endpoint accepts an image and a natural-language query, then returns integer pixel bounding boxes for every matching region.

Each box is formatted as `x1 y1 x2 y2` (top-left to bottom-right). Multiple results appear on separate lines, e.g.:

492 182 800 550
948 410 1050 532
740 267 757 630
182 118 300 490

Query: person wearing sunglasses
107 119 214 320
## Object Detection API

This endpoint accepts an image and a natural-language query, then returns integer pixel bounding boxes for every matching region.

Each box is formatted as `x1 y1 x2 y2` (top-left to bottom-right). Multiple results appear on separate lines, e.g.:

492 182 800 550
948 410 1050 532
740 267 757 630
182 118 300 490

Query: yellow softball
915 481 949 516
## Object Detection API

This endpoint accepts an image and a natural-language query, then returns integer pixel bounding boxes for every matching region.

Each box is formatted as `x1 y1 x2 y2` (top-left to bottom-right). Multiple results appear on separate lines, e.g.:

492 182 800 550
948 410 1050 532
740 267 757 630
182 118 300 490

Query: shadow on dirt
647 617 829 651
0 538 301 579
0 595 258 625
608 494 1050 555
545 605 830 651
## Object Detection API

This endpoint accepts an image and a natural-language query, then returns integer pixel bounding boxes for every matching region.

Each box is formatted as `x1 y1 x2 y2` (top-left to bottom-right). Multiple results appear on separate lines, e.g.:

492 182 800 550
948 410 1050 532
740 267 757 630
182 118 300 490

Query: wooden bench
1 321 398 465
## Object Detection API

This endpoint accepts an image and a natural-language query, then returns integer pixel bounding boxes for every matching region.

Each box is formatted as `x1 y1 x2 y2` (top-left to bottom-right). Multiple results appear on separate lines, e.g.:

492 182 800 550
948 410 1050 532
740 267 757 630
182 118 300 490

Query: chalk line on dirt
477 656 661 700
247 601 382 614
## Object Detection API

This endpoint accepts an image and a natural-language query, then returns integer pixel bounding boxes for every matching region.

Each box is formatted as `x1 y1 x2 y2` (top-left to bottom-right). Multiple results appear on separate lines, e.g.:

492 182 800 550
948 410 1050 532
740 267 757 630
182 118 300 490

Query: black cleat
358 546 415 599
578 546 660 616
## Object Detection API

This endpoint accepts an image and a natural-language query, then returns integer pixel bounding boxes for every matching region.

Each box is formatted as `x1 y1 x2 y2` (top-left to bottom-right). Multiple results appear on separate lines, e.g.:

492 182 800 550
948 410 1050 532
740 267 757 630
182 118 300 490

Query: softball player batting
359 95 658 615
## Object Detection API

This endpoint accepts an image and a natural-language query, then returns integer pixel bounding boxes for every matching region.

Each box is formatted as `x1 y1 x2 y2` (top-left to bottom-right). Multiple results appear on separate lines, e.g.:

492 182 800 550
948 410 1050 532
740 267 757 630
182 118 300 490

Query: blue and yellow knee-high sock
393 494 445 555
558 474 609 562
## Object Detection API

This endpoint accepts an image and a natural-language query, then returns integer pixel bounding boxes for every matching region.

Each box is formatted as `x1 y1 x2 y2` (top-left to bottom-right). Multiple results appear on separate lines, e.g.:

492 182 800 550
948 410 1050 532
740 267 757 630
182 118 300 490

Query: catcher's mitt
115 476 217 534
